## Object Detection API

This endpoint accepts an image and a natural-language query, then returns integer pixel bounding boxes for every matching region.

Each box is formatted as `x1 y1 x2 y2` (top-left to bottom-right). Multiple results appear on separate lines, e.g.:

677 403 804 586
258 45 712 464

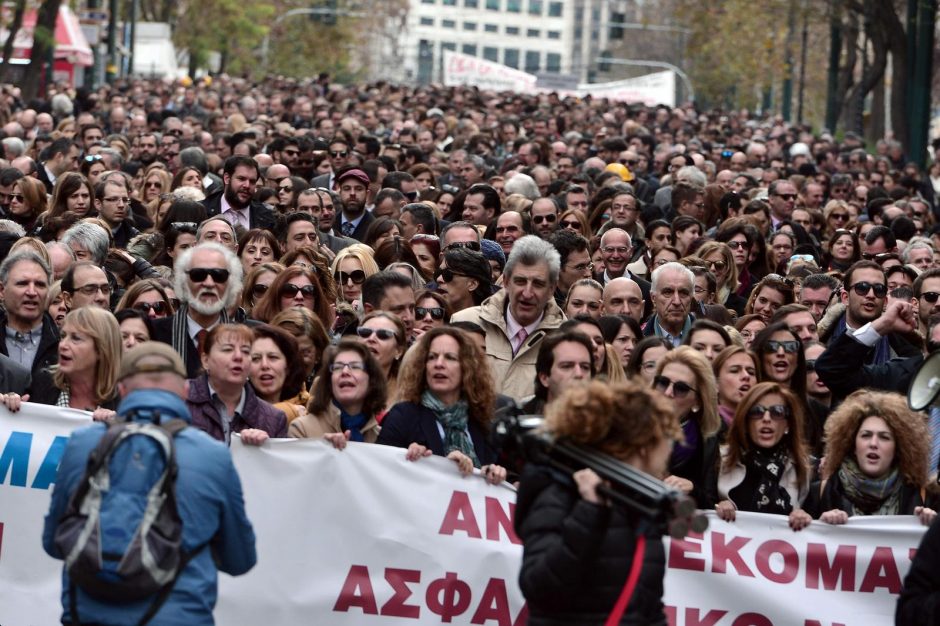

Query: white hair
173 242 244 314
651 261 694 293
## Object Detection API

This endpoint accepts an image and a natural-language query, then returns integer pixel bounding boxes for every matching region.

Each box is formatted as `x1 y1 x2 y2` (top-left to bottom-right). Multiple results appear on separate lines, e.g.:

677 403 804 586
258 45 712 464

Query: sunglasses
805 359 816 372
356 327 397 341
861 252 898 264
849 281 887 298
532 214 556 224
334 269 366 285
830 213 849 221
921 291 940 304
652 375 697 399
186 268 230 283
133 301 168 314
560 220 581 229
8 193 23 202
774 193 797 201
330 150 348 158
445 241 481 252
746 404 791 421
763 340 800 354
416 306 445 320
726 240 749 250
706 260 727 272
251 283 270 297
280 284 317 298
436 268 469 283
83 154 103 163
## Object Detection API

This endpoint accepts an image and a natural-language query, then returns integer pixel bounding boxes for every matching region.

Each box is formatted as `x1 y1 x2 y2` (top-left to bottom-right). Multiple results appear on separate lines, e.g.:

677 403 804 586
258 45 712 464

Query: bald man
602 277 645 323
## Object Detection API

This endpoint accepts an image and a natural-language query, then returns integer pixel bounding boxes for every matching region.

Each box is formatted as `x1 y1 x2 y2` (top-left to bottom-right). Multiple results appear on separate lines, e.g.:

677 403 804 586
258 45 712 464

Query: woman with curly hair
803 390 936 526
652 345 722 508
377 326 506 484
515 379 681 625
714 382 813 530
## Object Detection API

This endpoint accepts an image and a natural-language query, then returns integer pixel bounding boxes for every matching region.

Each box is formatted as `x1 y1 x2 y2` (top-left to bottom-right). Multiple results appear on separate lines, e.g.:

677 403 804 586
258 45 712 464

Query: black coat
0 352 30 395
514 463 667 626
897 516 940 625
0 310 59 381
336 210 375 243
803 473 929 519
151 314 202 379
669 419 721 509
376 401 499 466
201 191 277 232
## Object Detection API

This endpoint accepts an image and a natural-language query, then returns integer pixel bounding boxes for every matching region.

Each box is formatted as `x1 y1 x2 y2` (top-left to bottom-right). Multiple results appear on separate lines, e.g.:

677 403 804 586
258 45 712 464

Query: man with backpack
40 342 257 625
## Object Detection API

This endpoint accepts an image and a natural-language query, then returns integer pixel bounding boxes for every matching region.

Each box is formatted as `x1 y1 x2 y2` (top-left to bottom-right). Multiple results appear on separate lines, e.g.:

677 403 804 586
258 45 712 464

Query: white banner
573 70 676 106
0 404 931 625
443 50 538 94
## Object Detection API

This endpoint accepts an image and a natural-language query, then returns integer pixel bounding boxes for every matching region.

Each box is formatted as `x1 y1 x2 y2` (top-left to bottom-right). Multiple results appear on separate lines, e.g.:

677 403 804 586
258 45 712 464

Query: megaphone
908 351 940 411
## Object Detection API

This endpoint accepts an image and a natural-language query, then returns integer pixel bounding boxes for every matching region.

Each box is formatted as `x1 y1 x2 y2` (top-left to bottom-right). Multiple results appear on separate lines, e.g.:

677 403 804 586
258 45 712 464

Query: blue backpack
53 417 197 625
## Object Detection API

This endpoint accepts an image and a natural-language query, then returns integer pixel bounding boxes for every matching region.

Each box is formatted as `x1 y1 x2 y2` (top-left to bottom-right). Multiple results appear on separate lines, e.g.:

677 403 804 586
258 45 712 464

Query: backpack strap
136 541 209 626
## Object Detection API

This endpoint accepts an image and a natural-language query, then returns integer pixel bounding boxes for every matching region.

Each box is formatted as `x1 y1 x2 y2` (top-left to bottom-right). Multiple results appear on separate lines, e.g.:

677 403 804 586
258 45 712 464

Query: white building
399 0 628 85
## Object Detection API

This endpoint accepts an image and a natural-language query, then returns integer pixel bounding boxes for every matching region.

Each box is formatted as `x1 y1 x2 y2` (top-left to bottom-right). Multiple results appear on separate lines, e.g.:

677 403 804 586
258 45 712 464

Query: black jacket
803 474 929 519
201 191 277 232
376 401 499 466
669 420 721 509
897 515 940 625
815 330 924 406
336 210 375 243
0 310 59 381
514 463 667 626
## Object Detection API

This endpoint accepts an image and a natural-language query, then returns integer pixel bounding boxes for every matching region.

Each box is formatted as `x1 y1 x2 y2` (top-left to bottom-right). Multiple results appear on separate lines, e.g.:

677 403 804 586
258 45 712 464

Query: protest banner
0 403 931 625
443 50 538 94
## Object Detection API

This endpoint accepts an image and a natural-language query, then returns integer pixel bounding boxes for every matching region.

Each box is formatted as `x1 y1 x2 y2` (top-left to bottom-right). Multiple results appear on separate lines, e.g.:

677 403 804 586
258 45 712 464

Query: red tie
196 329 208 355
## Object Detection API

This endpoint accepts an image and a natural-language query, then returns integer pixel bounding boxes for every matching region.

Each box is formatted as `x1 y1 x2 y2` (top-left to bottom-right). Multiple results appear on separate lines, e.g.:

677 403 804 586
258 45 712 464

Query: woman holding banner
713 382 813 530
377 326 506 485
515 379 680 625
804 390 936 525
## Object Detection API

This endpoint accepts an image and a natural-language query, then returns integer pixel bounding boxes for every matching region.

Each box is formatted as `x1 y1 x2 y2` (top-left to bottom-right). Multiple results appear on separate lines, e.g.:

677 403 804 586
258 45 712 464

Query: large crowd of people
2 75 940 622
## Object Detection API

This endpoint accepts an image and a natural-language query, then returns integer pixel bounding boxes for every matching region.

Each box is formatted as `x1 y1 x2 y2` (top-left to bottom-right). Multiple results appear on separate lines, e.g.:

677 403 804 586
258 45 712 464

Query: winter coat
186 373 288 442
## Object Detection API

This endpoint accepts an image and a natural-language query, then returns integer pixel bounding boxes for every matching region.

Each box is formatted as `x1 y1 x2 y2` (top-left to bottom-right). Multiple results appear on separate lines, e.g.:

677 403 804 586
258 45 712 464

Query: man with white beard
152 243 244 377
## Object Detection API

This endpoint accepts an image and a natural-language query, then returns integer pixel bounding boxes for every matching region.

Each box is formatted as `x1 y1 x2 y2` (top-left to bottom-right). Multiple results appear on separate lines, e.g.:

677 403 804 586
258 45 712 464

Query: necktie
196 329 208 356
341 221 355 237
930 407 940 474
514 327 529 355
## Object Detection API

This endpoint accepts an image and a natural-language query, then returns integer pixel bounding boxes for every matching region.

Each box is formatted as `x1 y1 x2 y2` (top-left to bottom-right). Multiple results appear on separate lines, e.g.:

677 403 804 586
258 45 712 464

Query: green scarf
838 457 902 515
421 390 480 468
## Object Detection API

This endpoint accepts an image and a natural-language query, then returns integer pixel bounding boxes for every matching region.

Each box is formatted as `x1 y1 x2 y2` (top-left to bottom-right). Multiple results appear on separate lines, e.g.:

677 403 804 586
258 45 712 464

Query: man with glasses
605 190 642 240
0 166 24 215
550 229 591 308
594 228 651 308
61 262 111 310
914 269 940 335
530 197 558 239
269 137 301 172
94 179 138 249
440 220 481 259
494 211 526 255
767 179 798 229
311 137 350 190
203 155 276 233
295 188 355 254
159 133 182 173
153 243 243 378
861 225 898 257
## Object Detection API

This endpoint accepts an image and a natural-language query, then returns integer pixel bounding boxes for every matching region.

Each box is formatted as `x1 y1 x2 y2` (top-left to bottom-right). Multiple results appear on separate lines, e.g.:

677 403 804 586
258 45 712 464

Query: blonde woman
329 243 379 310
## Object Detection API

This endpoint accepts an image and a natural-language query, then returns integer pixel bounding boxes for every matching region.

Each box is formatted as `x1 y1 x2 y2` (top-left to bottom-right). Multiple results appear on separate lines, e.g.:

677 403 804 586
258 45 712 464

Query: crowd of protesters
1 75 940 594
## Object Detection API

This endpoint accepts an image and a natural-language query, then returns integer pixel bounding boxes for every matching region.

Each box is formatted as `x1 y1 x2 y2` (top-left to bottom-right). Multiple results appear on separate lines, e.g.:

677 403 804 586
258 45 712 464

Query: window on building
443 0 457 5
529 0 543 15
547 30 560 39
442 42 457 51
464 21 477 30
421 0 434 4
526 28 540 37
504 48 520 68
506 26 519 35
465 0 479 6
463 44 477 55
486 0 500 9
484 23 498 32
548 1 562 17
483 46 499 61
524 51 540 72
441 19 456 28
420 17 434 25
506 0 521 11
546 52 561 73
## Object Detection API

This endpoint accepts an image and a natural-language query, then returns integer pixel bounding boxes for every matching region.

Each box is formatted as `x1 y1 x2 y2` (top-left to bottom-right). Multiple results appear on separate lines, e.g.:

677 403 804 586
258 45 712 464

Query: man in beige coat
452 236 564 399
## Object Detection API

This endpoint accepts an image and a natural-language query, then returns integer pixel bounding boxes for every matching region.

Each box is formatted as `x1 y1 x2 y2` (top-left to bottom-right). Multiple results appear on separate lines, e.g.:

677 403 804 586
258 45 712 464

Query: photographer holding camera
514 379 682 626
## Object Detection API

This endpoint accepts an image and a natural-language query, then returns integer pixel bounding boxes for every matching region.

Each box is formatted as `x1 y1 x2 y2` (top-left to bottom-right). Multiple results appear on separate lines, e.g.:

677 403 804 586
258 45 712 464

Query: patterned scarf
742 445 793 514
838 457 902 515
171 303 231 370
421 389 480 468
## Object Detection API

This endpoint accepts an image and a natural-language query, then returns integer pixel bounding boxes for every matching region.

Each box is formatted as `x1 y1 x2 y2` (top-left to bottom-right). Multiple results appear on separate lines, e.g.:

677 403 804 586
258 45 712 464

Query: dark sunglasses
560 220 581 229
921 291 940 304
805 359 817 372
849 281 887 298
830 213 849 221
532 214 556 224
861 252 899 264
763 340 800 354
416 306 445 320
726 240 749 250
133 301 168 314
280 284 317 298
774 193 797 201
706 260 727 272
652 375 697 399
334 269 366 285
436 268 469 283
746 404 791 421
444 241 481 252
356 327 397 341
251 283 270 297
8 193 23 202
187 268 230 283
330 150 348 158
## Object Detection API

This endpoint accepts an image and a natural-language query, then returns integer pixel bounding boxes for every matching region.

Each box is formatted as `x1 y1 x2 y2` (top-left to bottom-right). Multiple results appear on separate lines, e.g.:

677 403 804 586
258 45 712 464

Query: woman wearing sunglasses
651 346 722 508
378 326 506 484
330 244 380 309
696 241 746 315
713 382 813 530
413 290 451 340
804 390 935 527
7 175 47 235
436 246 493 313
241 263 284 312
187 323 288 445
115 278 174 319
290 341 386 443
251 265 333 329
822 200 853 240
356 311 407 407
750 321 827 456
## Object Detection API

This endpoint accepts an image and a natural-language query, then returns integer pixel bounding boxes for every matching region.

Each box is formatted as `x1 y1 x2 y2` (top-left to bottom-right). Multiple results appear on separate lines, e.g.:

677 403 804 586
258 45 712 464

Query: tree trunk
19 0 60 102
0 0 27 84
833 9 859 131
876 0 908 149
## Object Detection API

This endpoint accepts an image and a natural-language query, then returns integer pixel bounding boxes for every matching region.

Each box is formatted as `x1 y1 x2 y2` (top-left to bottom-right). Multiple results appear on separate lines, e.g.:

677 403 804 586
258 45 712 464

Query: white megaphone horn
908 351 940 411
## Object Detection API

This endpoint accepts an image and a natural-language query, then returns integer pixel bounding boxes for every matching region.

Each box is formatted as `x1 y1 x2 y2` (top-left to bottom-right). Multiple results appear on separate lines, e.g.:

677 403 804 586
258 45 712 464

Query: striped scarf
171 303 231 368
